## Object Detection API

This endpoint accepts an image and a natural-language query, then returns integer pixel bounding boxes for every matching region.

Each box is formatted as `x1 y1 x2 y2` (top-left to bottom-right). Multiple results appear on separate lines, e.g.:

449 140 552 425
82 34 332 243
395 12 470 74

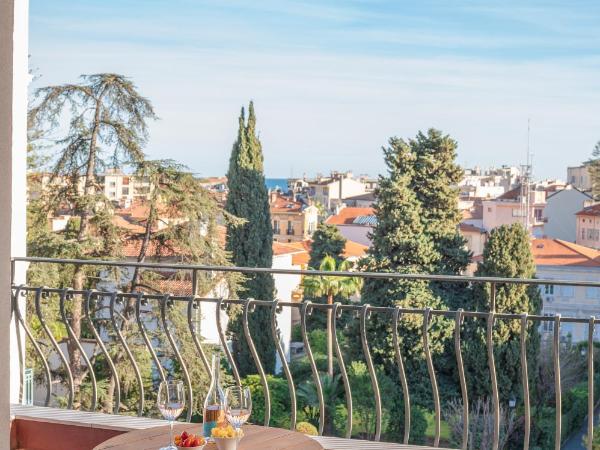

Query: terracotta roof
270 194 304 213
462 204 483 220
325 207 376 225
272 239 368 265
272 241 307 256
112 214 146 233
459 223 486 233
531 239 600 267
141 278 193 296
497 185 521 200
122 238 180 258
576 203 600 217
343 240 368 258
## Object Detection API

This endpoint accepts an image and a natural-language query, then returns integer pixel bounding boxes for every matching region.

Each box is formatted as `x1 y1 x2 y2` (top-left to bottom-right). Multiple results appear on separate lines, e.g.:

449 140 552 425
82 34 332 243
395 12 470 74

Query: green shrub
242 374 291 429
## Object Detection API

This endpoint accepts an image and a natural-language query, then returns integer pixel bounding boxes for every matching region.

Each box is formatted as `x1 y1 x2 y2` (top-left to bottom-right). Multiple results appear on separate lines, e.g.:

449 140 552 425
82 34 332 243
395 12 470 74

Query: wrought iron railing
10 257 600 450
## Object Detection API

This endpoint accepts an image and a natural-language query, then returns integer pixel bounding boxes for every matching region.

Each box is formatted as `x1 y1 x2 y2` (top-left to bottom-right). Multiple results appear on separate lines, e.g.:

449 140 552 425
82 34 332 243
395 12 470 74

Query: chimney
270 191 279 204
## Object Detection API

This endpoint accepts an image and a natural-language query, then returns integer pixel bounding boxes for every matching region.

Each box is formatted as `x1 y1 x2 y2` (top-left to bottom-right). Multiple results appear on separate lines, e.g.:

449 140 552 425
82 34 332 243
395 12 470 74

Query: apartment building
97 169 152 206
325 206 376 246
270 193 318 243
307 172 367 211
533 239 600 342
459 223 487 275
567 165 592 192
544 186 592 242
575 203 600 249
482 185 546 236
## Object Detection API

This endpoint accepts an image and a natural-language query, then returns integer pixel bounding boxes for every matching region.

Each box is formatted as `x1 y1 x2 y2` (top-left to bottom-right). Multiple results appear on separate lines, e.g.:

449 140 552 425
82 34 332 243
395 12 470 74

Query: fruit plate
177 446 206 450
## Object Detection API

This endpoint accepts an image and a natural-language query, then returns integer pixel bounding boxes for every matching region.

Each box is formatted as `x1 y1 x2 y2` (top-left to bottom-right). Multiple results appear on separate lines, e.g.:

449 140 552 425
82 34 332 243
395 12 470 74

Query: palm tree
297 373 342 435
302 256 362 376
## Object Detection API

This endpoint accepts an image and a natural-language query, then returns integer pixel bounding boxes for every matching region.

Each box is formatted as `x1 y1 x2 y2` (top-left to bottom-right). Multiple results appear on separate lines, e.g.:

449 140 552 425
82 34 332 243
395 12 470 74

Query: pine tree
586 141 600 199
28 74 156 402
225 102 276 376
357 137 453 419
462 224 541 402
409 129 470 278
308 224 346 269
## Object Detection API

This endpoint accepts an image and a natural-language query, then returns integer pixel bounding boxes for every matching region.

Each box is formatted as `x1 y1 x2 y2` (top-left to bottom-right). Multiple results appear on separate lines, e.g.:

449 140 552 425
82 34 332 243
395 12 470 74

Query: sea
265 178 289 192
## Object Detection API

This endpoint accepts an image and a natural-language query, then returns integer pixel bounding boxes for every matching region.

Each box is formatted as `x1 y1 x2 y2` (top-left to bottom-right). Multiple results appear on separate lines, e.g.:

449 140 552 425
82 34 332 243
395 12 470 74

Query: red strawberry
183 436 195 447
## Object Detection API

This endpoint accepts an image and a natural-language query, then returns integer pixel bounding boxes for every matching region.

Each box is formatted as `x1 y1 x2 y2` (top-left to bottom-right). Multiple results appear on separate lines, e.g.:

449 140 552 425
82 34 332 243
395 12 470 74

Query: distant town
29 161 600 344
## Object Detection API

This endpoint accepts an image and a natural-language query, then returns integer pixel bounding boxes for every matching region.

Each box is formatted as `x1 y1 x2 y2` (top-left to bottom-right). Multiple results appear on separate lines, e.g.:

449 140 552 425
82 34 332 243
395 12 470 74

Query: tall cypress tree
225 102 276 375
462 224 541 402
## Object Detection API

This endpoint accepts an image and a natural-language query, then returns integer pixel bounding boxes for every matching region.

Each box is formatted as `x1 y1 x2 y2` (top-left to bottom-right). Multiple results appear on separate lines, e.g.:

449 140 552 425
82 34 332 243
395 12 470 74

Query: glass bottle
203 354 225 439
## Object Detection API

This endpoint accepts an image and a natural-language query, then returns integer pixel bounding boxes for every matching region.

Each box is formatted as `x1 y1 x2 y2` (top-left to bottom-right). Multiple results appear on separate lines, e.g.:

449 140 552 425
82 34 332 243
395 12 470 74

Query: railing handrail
11 256 600 288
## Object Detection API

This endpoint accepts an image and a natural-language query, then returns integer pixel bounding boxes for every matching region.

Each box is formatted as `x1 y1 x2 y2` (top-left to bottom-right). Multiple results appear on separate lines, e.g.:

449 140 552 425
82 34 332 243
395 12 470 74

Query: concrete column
0 0 29 447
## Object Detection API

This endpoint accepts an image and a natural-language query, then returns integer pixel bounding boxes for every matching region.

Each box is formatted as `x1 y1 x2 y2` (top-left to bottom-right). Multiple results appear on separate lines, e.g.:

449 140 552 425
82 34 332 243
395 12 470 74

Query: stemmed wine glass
224 386 252 433
158 380 186 450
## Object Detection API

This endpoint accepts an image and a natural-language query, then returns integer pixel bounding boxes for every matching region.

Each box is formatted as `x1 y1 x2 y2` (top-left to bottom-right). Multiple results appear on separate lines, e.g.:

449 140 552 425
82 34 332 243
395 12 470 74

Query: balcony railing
10 257 600 450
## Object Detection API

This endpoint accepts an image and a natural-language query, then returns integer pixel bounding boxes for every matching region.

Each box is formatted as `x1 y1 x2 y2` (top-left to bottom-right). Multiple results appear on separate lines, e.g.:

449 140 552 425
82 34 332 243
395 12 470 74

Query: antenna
521 119 533 232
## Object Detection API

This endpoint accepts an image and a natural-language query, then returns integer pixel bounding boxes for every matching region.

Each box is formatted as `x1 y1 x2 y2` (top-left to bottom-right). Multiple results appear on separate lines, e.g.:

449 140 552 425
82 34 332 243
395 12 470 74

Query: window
123 176 130 185
273 220 280 234
542 313 554 332
122 187 129 195
109 181 116 187
487 207 492 213
582 228 586 240
587 287 600 299
287 220 294 235
544 285 554 295
560 286 574 297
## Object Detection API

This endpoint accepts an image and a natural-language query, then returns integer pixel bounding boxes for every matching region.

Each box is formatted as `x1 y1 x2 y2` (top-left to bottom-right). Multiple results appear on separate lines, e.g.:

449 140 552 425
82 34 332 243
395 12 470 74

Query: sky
29 0 600 180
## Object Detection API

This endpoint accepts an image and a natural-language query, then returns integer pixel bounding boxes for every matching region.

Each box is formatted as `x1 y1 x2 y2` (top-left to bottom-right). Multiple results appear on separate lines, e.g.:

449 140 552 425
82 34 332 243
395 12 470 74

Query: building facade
544 186 591 242
575 203 600 249
270 193 318 243
308 172 367 211
325 206 375 247
482 185 546 236
533 239 600 342
567 165 592 192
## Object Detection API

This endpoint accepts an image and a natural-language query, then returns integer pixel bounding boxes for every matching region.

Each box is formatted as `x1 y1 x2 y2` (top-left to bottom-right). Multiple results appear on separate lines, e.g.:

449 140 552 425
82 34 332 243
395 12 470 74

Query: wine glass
224 386 252 432
158 380 186 450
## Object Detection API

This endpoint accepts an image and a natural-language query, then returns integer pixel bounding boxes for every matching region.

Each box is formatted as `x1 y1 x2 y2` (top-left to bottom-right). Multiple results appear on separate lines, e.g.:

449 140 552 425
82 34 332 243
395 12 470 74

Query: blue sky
30 0 600 179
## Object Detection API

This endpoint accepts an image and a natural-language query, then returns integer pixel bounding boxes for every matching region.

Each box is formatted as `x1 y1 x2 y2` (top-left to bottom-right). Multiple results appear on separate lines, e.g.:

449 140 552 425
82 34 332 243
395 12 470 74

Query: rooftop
325 207 376 226
270 194 306 213
531 238 600 267
576 203 600 216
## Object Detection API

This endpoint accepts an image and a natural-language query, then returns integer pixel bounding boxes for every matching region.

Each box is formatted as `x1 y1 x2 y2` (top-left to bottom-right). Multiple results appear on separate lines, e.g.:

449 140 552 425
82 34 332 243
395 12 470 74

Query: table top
94 423 323 450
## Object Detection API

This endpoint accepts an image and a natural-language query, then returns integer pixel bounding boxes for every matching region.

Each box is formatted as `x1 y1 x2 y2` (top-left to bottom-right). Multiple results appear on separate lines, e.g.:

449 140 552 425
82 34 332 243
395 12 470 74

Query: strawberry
181 431 189 441
183 436 195 447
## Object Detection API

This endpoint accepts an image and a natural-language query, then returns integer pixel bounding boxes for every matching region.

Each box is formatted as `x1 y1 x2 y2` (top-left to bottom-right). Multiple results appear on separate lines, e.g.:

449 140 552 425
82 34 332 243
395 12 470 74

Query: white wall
1 2 29 448
336 224 372 247
272 253 301 373
537 265 600 342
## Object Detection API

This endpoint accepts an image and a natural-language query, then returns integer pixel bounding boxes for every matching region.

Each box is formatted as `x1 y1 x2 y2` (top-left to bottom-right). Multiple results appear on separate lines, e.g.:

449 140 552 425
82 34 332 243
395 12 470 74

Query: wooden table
94 423 324 450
